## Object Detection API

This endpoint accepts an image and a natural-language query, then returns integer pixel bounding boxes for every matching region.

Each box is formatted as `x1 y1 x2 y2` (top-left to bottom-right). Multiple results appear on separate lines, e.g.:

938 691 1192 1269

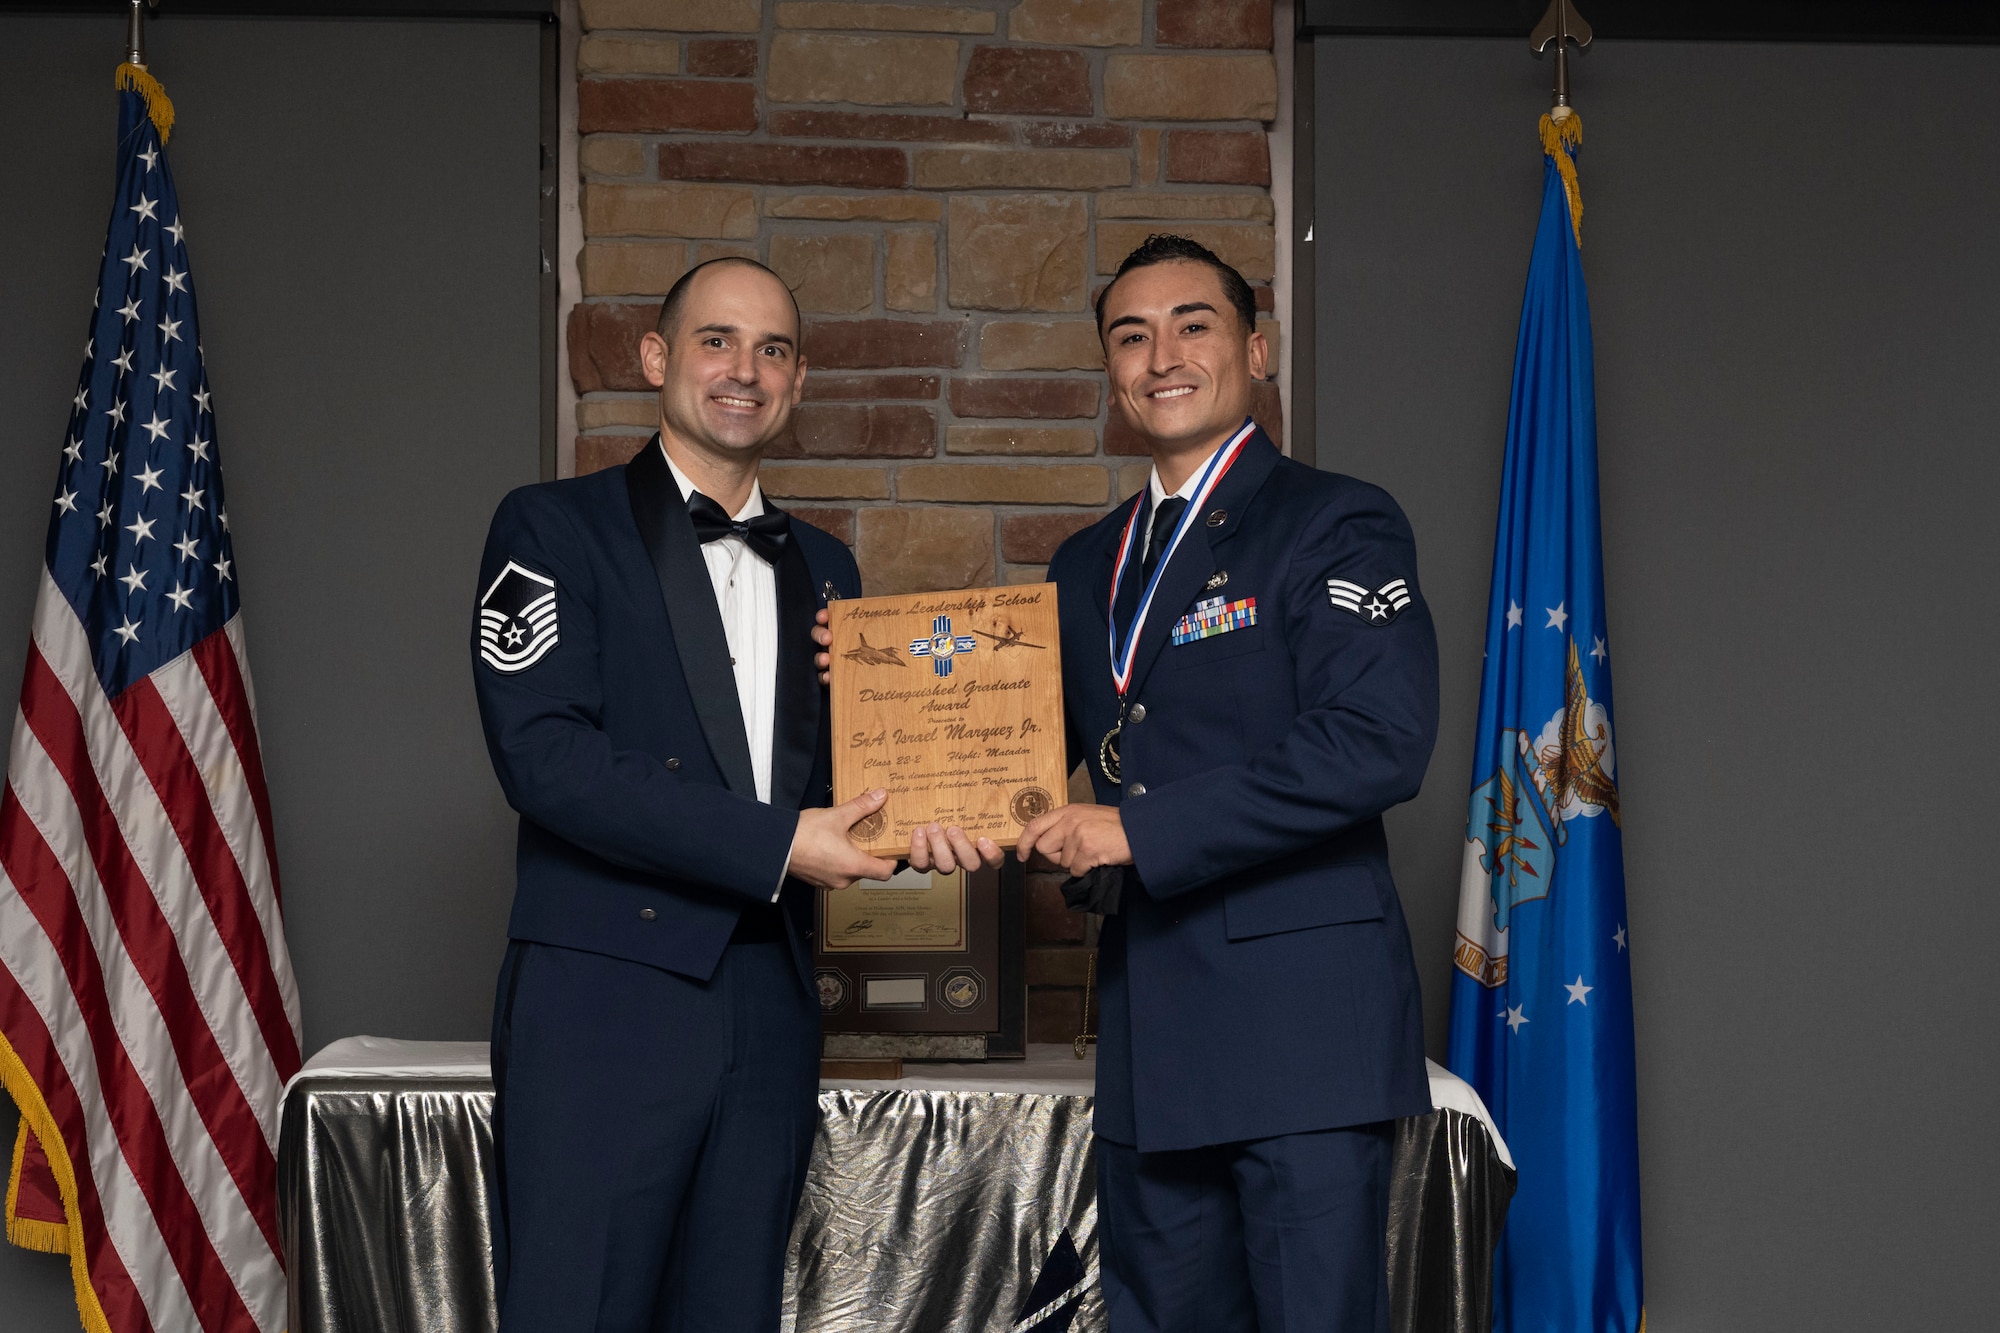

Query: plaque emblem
849 810 887 843
815 968 851 1012
841 631 906 668
970 622 1048 651
1010 785 1054 825
939 968 984 1012
908 614 979 678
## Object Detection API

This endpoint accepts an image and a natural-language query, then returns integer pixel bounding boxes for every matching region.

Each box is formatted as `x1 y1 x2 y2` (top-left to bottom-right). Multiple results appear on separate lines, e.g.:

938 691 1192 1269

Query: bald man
472 258 890 1332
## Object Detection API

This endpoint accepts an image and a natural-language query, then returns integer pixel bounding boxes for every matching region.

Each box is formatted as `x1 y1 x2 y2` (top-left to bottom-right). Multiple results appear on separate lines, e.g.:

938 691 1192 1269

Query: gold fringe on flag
6 1119 70 1253
0 1032 113 1333
1539 109 1583 245
115 61 175 144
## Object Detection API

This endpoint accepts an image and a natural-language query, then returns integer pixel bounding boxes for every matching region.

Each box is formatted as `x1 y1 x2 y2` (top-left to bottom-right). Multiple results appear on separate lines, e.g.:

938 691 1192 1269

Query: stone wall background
564 0 1281 1045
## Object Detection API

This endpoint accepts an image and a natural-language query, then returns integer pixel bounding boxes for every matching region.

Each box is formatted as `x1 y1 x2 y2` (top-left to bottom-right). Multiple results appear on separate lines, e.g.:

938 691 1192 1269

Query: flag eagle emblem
1327 576 1412 623
479 560 558 672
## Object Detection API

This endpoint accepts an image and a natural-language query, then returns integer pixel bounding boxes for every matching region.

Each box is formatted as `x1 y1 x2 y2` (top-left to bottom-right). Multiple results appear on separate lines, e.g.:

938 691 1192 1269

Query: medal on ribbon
1099 419 1255 783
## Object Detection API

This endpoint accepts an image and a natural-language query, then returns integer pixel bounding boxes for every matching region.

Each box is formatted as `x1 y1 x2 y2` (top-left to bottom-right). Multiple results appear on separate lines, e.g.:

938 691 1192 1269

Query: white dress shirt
1142 443 1219 552
662 446 778 806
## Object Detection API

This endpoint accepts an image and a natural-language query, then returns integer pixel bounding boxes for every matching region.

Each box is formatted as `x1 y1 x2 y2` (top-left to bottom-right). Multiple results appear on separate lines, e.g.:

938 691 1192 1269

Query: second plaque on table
827 583 1067 857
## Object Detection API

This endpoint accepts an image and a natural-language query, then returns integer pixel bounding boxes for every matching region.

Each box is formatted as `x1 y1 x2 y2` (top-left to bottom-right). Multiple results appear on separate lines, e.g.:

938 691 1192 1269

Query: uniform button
1126 781 1146 797
805 927 815 940
639 908 657 921
1128 704 1146 723
666 757 681 770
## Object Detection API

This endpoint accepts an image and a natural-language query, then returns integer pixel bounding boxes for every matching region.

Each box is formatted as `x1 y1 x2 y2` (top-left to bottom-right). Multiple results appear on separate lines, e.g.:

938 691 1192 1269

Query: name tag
1171 596 1257 645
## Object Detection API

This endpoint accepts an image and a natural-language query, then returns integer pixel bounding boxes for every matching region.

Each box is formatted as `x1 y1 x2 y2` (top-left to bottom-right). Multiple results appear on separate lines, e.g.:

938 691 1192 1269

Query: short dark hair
655 256 800 339
1094 233 1258 338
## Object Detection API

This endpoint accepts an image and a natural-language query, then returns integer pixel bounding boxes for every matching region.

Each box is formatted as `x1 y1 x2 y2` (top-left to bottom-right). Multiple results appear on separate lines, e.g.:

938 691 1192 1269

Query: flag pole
1530 0 1592 122
125 0 158 69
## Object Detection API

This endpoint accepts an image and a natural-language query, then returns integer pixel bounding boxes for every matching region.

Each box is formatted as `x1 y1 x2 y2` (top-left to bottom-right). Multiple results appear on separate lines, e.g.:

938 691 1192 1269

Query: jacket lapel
1124 426 1281 698
1191 426 1279 556
768 508 820 812
624 437 758 799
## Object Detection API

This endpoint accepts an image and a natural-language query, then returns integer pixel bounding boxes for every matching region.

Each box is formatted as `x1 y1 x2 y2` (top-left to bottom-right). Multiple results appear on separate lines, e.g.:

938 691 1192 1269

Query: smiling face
1100 259 1268 478
640 260 805 468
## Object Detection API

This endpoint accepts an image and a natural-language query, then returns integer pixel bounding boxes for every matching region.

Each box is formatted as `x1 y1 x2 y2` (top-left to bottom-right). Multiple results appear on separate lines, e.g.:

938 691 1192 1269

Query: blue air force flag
1445 113 1644 1333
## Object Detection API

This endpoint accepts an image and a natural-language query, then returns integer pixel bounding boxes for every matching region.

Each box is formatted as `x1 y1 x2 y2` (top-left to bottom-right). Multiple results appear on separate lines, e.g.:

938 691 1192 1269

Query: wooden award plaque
827 583 1068 858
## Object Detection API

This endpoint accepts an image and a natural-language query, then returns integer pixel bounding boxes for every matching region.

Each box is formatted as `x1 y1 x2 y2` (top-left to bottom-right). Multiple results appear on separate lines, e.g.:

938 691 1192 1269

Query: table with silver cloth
278 1039 1515 1333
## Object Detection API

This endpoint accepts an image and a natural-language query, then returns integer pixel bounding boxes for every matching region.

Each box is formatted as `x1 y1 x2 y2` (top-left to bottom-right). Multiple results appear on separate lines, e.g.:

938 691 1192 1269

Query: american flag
0 70 299 1332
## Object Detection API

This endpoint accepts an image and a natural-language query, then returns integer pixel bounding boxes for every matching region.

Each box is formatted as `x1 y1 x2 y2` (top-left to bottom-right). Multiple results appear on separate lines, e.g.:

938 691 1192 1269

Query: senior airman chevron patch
1328 576 1412 624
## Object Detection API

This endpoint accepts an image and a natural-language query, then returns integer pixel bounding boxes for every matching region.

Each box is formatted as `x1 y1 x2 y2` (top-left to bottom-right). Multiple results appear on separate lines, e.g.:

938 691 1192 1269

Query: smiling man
1016 235 1442 1332
471 258 897 1332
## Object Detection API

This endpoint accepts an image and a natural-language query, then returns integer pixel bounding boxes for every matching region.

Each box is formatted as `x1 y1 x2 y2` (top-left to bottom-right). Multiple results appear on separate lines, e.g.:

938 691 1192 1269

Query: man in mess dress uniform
470 258 996 1332
1016 235 1442 1332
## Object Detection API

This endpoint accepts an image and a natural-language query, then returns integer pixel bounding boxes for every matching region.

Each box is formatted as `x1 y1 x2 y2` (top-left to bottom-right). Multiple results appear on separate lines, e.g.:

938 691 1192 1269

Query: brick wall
564 0 1281 1046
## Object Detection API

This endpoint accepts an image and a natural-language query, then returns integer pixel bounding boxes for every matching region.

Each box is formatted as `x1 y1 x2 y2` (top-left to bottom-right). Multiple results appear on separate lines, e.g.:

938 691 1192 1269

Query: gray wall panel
0 15 540 1324
1315 36 1998 1330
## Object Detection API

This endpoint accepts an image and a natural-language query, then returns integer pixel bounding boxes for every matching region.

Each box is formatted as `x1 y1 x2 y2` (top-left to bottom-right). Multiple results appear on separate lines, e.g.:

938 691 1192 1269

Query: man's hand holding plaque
784 787 899 890
813 585 1068 873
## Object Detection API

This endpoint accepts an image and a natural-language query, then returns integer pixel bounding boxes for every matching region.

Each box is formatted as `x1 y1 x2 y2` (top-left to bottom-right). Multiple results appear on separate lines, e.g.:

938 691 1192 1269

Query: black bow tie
687 491 789 564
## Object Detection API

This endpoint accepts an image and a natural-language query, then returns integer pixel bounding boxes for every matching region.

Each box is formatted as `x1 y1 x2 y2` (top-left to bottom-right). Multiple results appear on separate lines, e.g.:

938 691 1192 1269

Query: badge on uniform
1171 595 1257 645
479 560 559 673
1327 577 1411 624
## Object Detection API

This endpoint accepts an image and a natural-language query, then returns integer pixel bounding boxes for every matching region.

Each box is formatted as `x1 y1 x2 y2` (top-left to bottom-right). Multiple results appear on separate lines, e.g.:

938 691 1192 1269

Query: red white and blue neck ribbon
1106 417 1256 696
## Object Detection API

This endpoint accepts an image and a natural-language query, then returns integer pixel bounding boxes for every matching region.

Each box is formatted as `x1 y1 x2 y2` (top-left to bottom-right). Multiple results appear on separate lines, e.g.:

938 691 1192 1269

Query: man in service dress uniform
1016 235 1441 1332
470 259 967 1332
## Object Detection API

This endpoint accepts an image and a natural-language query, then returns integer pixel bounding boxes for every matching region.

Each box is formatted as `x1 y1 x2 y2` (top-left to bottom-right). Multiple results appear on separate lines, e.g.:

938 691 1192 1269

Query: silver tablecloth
278 1040 1513 1333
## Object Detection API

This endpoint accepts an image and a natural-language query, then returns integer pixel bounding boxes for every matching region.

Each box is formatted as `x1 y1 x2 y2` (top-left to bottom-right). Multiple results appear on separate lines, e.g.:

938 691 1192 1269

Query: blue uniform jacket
1048 426 1438 1152
471 438 860 987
